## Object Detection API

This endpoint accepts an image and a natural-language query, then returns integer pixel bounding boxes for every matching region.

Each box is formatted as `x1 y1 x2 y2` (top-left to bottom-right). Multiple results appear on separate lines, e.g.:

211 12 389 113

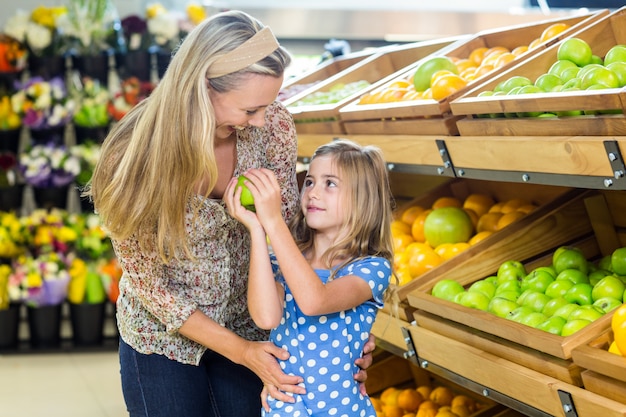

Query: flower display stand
29 125 67 146
32 185 69 210
0 303 20 349
0 184 25 212
27 55 67 81
0 128 22 154
69 302 106 346
27 304 62 349
74 124 110 145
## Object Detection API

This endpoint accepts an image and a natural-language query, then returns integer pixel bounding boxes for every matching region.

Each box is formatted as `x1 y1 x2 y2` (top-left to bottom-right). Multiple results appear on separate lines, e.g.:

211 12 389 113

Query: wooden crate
281 49 377 91
450 7 626 136
339 10 607 136
392 178 578 307
408 324 626 416
366 350 505 416
283 37 461 134
572 327 626 403
406 190 626 360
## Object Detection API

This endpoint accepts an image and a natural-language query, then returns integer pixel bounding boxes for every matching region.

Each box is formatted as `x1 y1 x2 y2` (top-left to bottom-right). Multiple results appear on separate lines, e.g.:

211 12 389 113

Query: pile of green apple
476 38 626 118
431 245 626 336
289 80 371 107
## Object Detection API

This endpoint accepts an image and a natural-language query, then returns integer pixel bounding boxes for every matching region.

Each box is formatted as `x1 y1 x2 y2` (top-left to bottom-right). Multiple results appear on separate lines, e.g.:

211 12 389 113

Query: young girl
225 139 395 416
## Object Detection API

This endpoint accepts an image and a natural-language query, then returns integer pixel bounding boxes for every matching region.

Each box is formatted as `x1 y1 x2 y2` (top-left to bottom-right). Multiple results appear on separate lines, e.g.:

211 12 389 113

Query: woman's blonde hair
86 11 291 262
289 139 396 276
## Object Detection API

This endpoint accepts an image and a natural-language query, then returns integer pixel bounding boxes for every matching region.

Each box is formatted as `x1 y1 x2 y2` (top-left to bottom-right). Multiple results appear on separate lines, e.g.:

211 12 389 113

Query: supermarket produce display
290 6 626 417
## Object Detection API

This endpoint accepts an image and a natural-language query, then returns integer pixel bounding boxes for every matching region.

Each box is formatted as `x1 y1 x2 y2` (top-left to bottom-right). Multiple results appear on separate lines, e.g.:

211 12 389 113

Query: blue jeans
119 338 263 416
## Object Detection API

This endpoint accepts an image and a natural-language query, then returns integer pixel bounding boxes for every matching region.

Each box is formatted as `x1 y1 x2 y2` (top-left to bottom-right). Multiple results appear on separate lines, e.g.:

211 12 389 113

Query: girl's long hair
86 11 290 263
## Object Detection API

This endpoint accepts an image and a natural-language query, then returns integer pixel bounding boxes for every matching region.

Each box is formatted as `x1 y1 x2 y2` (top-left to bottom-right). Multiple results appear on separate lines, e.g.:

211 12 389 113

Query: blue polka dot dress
263 255 391 417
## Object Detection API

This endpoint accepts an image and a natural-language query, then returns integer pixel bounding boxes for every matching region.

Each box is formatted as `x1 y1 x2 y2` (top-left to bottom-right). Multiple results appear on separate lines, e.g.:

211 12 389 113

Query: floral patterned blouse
114 101 299 365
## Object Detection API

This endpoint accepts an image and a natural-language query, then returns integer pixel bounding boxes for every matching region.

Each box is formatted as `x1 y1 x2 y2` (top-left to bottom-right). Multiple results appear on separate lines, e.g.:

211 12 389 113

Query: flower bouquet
9 251 71 307
0 211 28 259
0 34 27 75
22 208 79 256
19 143 80 188
4 6 70 79
71 76 111 143
108 76 154 121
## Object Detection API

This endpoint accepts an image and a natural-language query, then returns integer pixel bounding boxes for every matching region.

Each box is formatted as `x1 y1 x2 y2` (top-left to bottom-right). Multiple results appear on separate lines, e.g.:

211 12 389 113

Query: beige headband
207 27 280 78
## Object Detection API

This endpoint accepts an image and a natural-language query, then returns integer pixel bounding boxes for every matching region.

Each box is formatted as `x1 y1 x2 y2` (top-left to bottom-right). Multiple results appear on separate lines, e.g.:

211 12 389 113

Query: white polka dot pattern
262 256 391 416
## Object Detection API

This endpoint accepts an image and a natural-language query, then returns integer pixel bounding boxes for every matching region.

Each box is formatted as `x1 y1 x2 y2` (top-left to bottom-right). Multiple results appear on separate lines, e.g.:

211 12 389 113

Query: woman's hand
354 333 376 395
241 340 305 406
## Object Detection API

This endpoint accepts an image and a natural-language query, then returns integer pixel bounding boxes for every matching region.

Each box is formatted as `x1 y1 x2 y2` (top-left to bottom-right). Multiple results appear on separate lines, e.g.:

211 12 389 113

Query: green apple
520 291 551 313
588 269 612 286
591 275 625 302
611 247 626 276
555 268 589 285
534 73 563 92
495 280 521 294
580 66 620 89
607 62 626 87
537 316 567 335
497 260 526 285
432 279 466 302
557 38 593 67
568 304 604 322
496 290 520 302
456 291 490 311
598 255 614 272
542 297 571 317
564 283 593 305
548 59 578 78
507 306 535 323
553 246 588 275
545 279 575 299
559 66 581 83
561 318 592 336
488 296 519 318
521 269 555 293
520 312 548 328
552 303 580 320
468 279 496 299
603 44 626 66
495 76 532 94
593 296 622 313
236 175 255 211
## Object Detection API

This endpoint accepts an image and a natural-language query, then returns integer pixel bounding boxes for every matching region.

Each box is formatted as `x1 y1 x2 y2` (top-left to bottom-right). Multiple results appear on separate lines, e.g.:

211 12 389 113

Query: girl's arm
241 168 374 316
224 177 284 328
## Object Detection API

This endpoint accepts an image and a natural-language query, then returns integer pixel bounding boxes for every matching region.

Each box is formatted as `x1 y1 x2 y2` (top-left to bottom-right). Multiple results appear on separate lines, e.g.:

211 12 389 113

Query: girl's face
301 155 347 238
210 73 283 140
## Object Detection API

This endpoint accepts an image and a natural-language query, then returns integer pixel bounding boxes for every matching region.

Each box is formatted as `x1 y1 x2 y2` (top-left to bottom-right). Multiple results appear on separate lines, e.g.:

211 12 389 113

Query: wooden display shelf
406 324 626 417
450 7 626 136
406 190 626 360
284 37 460 134
338 10 607 136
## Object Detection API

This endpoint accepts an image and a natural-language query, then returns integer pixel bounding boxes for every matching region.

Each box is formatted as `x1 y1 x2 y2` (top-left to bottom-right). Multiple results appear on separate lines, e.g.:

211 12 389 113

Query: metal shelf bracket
603 140 626 187
400 326 419 366
435 139 457 177
557 389 578 417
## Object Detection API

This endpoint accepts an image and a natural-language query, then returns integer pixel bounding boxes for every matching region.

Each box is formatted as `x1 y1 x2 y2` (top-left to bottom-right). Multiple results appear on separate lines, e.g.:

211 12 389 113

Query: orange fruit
371 397 384 411
430 74 467 101
463 193 495 217
387 79 412 90
511 45 529 56
540 22 570 43
431 69 456 84
408 248 443 277
392 220 412 236
611 303 626 332
493 52 516 68
451 405 472 417
382 404 405 417
435 242 470 260
454 58 476 74
468 230 493 245
401 205 426 225
516 203 538 214
473 64 495 79
484 46 510 58
496 211 526 230
381 387 401 405
488 202 505 213
614 321 626 356
395 264 413 286
451 395 476 412
403 414 417 417
500 198 531 214
468 47 489 65
416 386 432 401
464 208 478 227
411 209 432 242
432 196 462 209
393 233 414 252
397 388 424 412
476 212 503 233
416 408 437 417
429 386 454 407
402 91 423 101
608 340 622 355
528 37 543 49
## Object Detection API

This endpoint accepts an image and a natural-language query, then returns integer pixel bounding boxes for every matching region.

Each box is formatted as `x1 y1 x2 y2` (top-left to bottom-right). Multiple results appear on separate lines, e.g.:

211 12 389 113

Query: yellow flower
186 3 206 26
27 271 42 288
146 3 167 19
57 225 78 243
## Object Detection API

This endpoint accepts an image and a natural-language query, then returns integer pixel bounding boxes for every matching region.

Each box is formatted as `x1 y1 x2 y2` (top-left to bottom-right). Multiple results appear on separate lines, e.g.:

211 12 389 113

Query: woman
87 10 373 417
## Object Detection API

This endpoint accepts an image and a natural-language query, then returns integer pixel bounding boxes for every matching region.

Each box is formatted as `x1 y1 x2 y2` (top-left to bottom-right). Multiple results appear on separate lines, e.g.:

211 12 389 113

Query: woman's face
210 73 284 140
